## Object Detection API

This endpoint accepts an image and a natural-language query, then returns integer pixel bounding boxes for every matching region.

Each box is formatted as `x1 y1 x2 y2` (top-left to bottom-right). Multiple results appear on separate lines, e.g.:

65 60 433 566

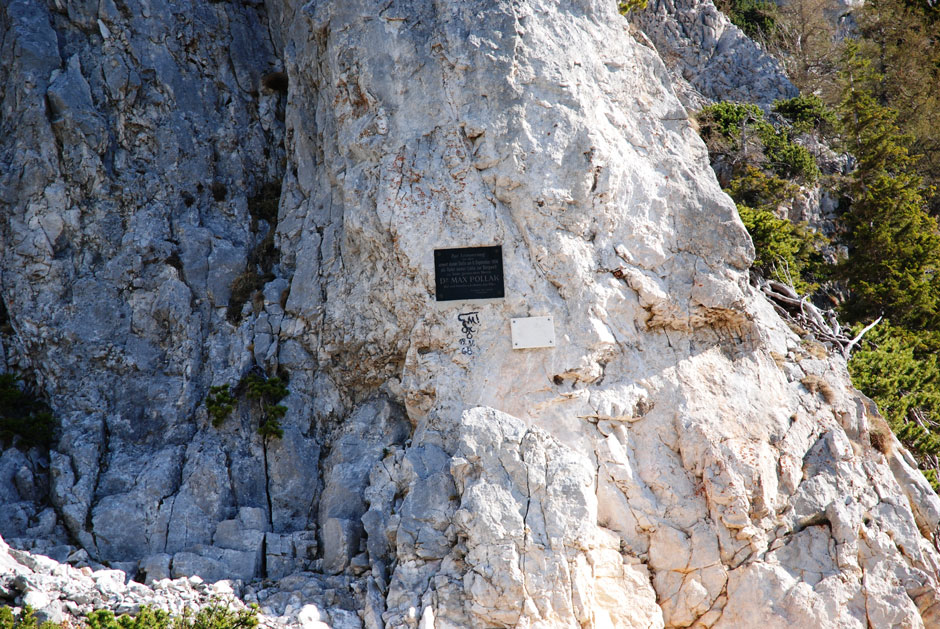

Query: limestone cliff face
627 0 797 109
2 1 940 627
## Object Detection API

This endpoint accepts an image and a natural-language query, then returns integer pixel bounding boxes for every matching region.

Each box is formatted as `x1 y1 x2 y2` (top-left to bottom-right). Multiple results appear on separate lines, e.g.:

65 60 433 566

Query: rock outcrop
0 533 362 629
627 0 797 109
2 0 939 627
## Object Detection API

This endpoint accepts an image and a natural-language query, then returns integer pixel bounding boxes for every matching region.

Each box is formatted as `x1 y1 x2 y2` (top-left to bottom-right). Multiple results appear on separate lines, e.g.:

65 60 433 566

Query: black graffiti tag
457 311 480 356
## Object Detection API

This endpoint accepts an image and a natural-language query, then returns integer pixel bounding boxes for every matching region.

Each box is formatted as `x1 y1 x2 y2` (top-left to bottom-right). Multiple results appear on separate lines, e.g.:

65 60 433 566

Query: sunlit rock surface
1 0 939 627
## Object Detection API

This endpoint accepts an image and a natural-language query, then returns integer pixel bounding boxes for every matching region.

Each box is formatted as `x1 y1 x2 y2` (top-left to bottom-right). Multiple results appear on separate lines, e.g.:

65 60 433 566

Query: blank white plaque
511 316 556 349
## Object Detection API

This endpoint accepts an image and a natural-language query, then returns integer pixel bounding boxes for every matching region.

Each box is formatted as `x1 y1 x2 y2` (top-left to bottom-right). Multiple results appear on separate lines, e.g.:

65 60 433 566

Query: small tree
854 0 940 212
243 374 287 441
0 373 56 449
737 204 827 292
771 0 841 100
837 43 940 329
204 374 287 440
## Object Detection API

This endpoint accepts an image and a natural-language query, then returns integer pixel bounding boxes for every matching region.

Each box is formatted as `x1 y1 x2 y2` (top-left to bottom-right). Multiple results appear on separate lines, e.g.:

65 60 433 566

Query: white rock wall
2 0 940 627
628 0 797 108
272 0 940 626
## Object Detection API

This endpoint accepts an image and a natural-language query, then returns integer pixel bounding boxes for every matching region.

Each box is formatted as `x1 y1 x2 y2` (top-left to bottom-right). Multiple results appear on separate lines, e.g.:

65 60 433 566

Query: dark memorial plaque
434 245 505 301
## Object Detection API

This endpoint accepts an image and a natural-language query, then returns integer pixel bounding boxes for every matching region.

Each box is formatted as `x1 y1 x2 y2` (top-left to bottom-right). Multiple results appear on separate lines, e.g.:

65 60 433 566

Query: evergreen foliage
205 385 236 428
837 44 940 330
852 0 940 213
618 0 648 12
761 127 820 182
204 373 288 440
714 0 779 40
697 102 764 143
848 324 940 489
773 95 838 136
737 204 827 292
697 102 820 183
86 604 257 629
0 607 60 629
243 374 287 441
3 603 257 629
86 607 173 629
725 166 797 211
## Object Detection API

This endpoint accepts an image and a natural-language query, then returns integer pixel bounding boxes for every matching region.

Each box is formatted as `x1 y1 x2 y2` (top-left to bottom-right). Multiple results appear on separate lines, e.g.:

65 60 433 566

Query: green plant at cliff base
848 324 940 491
736 204 828 293
86 604 258 629
0 606 61 629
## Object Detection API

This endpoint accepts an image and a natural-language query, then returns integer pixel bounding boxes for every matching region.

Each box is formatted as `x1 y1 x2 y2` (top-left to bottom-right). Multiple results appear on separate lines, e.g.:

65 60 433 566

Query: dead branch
841 316 882 358
759 276 878 359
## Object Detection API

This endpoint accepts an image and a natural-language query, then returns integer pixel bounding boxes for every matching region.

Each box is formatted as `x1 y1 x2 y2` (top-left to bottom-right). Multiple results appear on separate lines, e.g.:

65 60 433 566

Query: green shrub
204 374 288 440
759 127 821 182
697 102 764 144
86 607 171 629
715 0 779 39
848 323 940 490
618 0 648 12
848 325 940 430
205 385 236 428
244 374 288 441
725 166 797 210
0 373 56 449
86 604 258 629
773 95 838 135
181 605 258 629
698 102 820 182
737 204 827 292
0 606 62 629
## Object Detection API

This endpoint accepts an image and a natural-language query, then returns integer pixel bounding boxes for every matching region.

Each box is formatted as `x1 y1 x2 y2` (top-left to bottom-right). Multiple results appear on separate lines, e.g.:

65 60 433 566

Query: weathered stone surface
318 398 409 574
2 0 940 626
0 533 359 628
0 0 297 571
629 0 797 108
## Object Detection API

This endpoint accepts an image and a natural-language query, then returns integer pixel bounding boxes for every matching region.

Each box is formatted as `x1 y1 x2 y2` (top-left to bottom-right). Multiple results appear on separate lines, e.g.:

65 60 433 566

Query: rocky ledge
0 534 362 629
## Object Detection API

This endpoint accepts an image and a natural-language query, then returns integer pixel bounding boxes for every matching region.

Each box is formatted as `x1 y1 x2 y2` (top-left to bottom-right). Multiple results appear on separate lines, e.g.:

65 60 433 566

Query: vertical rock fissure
87 415 110 557
262 437 274 531
519 429 534 621
159 450 184 554
163 494 177 555
260 530 268 579
223 448 238 511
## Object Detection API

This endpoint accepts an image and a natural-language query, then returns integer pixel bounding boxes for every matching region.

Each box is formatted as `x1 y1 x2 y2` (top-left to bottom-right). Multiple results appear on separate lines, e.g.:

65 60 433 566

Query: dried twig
759 276 877 359
842 316 882 358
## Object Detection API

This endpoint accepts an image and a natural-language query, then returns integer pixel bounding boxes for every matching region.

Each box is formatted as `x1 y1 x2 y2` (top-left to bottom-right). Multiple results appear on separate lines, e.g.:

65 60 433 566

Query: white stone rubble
0 534 362 629
1 0 940 627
